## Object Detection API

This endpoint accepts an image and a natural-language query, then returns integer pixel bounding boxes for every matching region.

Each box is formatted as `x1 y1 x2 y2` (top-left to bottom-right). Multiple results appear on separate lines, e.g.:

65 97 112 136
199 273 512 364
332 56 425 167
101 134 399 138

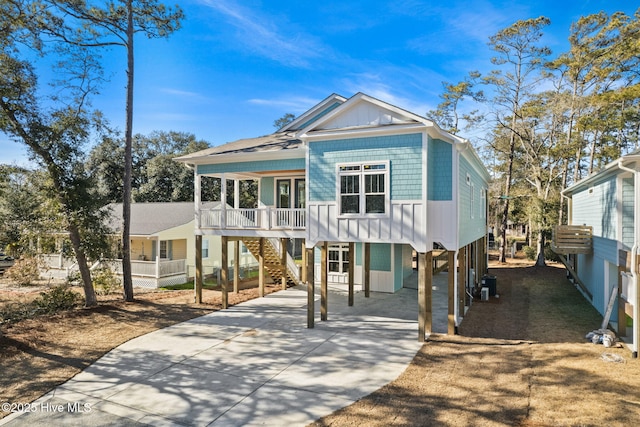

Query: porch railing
103 259 186 278
201 207 306 230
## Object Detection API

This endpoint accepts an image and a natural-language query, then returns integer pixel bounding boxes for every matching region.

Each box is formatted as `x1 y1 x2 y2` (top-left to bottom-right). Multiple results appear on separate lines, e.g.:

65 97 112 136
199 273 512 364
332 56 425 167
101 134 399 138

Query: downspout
617 161 639 357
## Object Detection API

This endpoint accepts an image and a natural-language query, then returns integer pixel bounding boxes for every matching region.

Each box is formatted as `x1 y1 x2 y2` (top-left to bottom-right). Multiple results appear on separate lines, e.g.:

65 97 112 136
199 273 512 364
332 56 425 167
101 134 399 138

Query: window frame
337 161 389 217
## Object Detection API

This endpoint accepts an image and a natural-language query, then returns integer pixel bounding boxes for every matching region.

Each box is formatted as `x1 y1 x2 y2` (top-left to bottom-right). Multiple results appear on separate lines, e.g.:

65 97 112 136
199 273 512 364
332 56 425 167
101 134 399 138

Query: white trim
336 160 390 218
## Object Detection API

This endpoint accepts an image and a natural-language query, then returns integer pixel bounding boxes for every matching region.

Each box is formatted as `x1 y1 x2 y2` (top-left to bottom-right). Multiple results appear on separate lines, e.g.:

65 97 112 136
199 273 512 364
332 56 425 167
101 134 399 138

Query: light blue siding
370 243 391 271
295 102 342 130
308 134 423 202
260 177 274 206
577 236 619 318
428 138 452 200
393 244 403 291
572 177 617 240
458 155 487 246
197 158 305 175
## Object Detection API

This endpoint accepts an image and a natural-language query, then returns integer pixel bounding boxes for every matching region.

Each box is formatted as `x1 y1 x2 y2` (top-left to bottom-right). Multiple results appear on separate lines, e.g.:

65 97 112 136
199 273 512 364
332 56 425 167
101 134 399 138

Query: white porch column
221 174 227 228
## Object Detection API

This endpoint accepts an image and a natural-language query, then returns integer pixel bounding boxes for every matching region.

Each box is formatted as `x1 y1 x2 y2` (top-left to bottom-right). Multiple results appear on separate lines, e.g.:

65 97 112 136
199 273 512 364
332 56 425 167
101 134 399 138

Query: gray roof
174 131 302 162
106 202 217 236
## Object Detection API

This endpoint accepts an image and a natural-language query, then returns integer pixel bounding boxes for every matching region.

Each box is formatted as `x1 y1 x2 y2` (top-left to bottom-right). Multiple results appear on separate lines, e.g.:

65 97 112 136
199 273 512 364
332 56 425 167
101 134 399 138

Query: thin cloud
197 0 329 68
247 96 321 112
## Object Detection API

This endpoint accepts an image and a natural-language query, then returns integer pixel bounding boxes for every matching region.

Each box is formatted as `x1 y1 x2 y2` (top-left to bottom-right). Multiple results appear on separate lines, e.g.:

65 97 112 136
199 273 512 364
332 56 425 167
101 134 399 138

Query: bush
5 257 41 286
523 246 536 261
33 285 82 314
92 267 120 295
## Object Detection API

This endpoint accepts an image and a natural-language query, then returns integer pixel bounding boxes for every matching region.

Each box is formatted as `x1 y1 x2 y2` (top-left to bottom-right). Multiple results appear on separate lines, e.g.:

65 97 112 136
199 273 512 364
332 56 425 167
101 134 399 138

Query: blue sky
2 0 638 166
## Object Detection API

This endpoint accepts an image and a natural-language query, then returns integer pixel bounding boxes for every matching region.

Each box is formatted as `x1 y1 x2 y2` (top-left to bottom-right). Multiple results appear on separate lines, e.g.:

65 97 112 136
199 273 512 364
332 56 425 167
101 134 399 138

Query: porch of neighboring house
39 237 188 289
40 253 188 289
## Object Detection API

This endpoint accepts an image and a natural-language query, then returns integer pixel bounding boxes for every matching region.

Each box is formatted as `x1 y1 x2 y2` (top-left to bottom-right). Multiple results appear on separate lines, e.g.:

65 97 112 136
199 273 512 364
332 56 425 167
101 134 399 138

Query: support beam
258 238 265 297
234 241 240 293
195 234 203 304
321 241 328 321
348 242 355 306
364 242 370 298
448 250 456 335
281 238 288 290
418 251 433 342
221 235 229 309
458 246 467 321
302 240 307 284
306 244 315 328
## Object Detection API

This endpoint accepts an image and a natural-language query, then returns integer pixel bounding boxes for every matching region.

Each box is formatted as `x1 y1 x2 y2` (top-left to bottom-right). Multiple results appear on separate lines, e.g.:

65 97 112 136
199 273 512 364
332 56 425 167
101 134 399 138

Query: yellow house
105 202 256 288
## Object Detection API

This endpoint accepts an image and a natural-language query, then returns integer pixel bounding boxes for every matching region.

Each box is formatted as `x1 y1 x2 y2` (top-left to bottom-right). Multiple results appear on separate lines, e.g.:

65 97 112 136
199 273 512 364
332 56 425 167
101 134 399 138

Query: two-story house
176 93 490 341
558 151 640 357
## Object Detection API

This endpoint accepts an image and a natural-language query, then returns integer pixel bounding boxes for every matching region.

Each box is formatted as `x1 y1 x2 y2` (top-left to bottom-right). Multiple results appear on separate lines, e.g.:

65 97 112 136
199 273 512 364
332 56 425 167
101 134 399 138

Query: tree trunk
68 223 97 307
121 0 135 302
535 229 546 267
499 125 517 263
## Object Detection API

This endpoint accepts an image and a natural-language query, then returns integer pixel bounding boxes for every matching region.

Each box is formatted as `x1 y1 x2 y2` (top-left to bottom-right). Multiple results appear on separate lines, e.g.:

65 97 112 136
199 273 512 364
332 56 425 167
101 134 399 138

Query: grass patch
161 281 218 291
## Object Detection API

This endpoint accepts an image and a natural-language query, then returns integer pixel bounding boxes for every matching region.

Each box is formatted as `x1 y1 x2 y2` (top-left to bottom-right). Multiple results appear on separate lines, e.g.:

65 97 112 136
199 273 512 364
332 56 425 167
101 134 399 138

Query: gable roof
174 92 472 166
106 202 208 236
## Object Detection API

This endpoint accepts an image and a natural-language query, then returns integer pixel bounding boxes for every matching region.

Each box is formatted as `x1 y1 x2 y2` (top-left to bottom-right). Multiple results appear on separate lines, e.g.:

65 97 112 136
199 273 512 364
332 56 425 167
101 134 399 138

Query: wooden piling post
195 235 203 304
348 242 354 306
321 241 328 321
306 244 315 328
221 235 228 309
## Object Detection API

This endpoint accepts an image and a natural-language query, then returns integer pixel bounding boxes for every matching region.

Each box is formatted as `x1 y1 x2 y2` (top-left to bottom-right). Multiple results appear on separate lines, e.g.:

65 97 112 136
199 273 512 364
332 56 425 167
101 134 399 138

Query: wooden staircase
241 238 302 287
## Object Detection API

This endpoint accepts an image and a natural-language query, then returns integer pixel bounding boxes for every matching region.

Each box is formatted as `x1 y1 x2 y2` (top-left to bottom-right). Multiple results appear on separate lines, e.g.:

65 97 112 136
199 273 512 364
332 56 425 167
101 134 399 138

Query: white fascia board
564 155 640 196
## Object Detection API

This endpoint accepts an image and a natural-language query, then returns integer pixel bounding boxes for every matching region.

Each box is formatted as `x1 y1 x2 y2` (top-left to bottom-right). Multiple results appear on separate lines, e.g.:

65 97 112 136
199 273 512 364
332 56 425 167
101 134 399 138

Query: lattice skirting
132 274 188 289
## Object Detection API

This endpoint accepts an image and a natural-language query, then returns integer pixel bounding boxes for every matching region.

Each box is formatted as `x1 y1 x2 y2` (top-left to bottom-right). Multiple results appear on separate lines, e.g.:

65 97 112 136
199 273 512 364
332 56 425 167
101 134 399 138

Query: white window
328 244 350 273
202 239 209 258
159 240 168 259
481 188 486 218
338 162 388 215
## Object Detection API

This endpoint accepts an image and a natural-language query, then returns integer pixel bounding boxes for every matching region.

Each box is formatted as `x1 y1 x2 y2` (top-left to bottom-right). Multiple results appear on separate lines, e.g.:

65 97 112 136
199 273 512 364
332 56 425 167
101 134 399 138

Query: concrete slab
2 280 449 427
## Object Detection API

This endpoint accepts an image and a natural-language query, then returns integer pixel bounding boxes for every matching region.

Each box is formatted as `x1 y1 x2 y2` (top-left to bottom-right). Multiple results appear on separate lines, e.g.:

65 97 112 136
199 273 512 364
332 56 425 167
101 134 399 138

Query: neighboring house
175 93 491 340
558 151 640 357
41 202 256 288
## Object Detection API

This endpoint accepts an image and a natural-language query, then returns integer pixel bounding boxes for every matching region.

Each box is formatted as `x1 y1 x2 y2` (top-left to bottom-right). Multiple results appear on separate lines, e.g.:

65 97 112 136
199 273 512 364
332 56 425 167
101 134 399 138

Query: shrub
33 285 82 314
5 257 41 286
523 246 536 260
92 267 120 295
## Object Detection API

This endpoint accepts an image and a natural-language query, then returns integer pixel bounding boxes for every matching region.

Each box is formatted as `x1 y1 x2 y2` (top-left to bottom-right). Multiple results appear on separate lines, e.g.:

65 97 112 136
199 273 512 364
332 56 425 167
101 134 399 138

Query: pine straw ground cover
2 258 640 426
311 258 640 427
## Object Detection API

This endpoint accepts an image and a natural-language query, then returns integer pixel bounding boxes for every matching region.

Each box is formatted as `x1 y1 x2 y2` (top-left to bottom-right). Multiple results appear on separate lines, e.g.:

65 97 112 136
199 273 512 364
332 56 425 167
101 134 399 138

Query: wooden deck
551 225 593 255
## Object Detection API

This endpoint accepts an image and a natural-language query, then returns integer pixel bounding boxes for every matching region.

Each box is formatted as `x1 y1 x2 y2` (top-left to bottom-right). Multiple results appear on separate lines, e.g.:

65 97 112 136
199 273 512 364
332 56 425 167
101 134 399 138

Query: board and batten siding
572 177 617 240
307 133 426 249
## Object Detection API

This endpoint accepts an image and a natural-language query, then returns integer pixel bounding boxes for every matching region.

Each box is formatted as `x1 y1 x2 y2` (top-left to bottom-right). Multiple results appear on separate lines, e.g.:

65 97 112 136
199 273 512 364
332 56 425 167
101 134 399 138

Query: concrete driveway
2 284 426 426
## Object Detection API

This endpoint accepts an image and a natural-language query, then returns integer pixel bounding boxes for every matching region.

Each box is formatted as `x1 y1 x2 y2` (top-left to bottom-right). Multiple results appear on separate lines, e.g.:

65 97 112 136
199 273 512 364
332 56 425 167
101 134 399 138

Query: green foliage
33 285 82 313
523 246 536 261
273 113 295 130
91 267 121 296
5 257 41 286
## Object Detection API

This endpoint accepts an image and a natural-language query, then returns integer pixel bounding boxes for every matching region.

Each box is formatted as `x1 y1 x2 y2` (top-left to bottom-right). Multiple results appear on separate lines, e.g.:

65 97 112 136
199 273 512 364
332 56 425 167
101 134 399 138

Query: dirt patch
0 279 281 418
310 257 640 427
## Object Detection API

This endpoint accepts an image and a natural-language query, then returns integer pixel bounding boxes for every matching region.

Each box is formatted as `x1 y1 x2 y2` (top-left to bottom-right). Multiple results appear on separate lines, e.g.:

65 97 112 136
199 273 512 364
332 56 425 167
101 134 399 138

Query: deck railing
201 207 306 230
551 225 593 255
